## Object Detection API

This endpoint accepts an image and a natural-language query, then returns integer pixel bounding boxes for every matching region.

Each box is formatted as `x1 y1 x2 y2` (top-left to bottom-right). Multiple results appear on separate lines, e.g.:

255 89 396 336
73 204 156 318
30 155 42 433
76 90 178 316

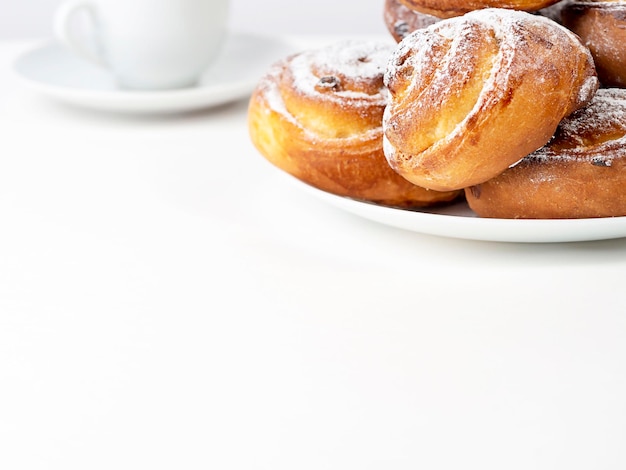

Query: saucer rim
12 32 295 113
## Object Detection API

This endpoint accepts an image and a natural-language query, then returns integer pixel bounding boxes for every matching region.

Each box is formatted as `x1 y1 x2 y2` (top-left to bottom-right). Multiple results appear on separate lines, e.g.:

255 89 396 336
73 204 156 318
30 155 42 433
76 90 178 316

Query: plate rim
284 174 626 243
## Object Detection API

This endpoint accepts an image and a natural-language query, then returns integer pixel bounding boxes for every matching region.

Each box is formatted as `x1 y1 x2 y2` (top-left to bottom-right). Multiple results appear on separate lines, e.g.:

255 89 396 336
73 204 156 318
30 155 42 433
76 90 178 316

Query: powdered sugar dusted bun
398 0 562 18
383 8 598 192
247 40 461 208
384 0 441 42
562 1 626 87
465 89 626 218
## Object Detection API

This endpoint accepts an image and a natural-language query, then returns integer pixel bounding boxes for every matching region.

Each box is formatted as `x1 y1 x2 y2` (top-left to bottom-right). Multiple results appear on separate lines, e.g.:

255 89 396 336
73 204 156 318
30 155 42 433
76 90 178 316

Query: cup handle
53 0 105 66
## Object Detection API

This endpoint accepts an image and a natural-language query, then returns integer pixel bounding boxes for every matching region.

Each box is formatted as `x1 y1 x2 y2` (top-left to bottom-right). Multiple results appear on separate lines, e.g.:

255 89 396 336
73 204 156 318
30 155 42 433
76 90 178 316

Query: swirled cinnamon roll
562 1 626 87
384 0 441 42
248 40 461 208
383 8 598 192
466 88 626 218
398 0 563 18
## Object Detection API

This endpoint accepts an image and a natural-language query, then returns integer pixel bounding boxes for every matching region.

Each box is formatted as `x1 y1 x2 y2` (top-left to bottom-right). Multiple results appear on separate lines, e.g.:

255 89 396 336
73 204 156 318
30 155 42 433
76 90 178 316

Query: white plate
286 175 626 243
13 32 295 114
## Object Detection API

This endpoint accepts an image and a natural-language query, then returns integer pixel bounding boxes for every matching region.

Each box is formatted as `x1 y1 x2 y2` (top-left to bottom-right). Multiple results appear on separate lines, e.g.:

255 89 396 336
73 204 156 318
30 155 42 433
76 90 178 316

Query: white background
4 3 626 470
0 0 388 39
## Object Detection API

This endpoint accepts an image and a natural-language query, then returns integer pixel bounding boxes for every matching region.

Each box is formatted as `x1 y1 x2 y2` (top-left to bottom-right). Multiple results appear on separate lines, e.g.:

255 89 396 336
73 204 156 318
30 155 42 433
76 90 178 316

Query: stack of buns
248 0 626 219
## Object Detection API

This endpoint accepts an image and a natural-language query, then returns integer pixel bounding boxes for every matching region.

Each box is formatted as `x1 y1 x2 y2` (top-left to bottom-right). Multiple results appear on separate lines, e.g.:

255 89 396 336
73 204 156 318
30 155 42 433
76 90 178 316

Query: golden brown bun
383 0 441 42
398 0 562 18
465 89 626 219
247 40 461 209
383 8 599 192
562 1 626 87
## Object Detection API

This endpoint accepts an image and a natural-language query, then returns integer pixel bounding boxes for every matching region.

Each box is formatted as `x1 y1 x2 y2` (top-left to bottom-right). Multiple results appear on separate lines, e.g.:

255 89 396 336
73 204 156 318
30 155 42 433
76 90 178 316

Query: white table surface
2 38 626 470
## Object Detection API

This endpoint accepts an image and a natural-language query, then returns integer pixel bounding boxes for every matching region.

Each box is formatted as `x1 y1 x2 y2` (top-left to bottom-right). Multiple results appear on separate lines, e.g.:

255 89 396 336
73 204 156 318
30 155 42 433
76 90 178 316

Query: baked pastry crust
383 0 570 44
398 0 562 18
562 1 626 87
383 8 598 192
384 0 440 42
248 40 461 208
465 89 626 219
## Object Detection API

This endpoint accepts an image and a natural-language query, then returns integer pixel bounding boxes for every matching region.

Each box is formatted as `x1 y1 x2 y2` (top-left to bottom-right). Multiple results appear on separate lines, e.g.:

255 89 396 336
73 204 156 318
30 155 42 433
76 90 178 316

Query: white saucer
13 32 296 114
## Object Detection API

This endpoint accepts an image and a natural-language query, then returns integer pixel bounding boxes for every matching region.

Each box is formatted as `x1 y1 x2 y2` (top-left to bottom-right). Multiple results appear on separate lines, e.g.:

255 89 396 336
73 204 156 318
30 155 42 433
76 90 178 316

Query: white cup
54 0 229 90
